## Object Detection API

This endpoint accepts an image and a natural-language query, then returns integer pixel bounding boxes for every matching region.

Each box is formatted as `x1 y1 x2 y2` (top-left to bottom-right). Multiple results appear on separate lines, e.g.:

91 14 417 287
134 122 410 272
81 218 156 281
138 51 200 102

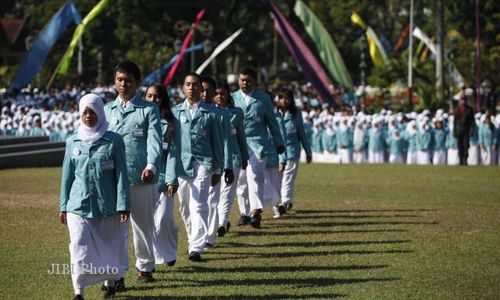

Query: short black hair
201 76 216 90
114 60 141 81
239 66 257 80
184 72 202 84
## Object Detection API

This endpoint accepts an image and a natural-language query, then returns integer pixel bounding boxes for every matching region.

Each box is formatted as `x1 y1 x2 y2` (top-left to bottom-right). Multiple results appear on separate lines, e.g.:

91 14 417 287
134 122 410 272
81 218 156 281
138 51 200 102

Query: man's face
238 74 254 94
114 71 138 100
183 75 201 102
201 82 215 103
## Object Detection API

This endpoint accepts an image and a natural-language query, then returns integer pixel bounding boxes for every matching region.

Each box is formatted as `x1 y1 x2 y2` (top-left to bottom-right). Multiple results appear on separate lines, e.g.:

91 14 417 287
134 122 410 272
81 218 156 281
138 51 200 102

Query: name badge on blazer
101 159 115 170
231 128 237 136
180 115 188 124
133 125 144 137
112 117 119 125
162 142 170 150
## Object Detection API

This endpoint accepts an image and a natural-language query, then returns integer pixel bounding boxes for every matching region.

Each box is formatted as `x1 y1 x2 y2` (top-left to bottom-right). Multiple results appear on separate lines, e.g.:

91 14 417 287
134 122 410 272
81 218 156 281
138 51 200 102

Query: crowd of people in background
1 79 498 167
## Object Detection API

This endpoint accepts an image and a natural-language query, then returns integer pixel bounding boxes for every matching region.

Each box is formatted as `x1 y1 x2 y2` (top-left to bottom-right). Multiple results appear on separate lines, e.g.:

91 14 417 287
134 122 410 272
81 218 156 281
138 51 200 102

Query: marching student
143 83 180 267
478 114 497 165
276 88 312 214
311 118 324 162
368 117 385 164
232 66 285 228
200 76 234 249
387 120 403 164
60 93 130 300
353 117 368 164
213 81 248 236
173 72 223 261
467 114 481 166
104 60 162 285
337 116 353 164
432 117 447 165
321 117 337 160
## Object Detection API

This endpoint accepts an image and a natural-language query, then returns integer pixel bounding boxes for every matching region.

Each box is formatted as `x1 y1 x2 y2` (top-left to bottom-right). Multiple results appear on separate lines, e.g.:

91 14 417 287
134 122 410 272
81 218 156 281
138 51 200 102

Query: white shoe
272 206 281 219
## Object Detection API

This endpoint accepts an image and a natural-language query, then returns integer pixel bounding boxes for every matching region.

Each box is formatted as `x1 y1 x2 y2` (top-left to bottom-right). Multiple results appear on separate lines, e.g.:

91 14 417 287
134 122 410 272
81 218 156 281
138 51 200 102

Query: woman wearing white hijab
60 94 130 300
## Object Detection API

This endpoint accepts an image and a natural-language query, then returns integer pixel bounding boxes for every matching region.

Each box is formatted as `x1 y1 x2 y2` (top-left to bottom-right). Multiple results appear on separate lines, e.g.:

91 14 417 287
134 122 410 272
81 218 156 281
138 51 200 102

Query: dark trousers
457 132 470 165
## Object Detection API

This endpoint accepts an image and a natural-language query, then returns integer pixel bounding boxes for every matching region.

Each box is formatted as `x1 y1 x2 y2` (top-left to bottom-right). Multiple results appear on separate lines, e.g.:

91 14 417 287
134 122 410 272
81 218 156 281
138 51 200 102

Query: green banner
294 0 352 88
58 0 108 75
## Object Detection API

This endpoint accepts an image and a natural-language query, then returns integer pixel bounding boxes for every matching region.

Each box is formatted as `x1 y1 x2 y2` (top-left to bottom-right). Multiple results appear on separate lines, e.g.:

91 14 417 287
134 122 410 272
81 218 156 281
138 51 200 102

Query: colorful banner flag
9 1 81 90
294 0 352 88
142 44 204 86
164 9 205 86
394 25 409 52
58 0 109 75
195 28 243 74
351 12 388 67
266 0 333 103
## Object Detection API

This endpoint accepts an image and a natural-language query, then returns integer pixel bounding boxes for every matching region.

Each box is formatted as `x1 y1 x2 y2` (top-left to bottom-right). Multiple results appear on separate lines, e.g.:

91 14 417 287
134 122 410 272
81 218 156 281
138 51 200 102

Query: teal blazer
281 111 312 161
60 131 130 218
224 106 249 168
172 100 223 178
104 95 162 186
231 89 284 159
214 105 234 171
158 119 180 191
478 124 497 147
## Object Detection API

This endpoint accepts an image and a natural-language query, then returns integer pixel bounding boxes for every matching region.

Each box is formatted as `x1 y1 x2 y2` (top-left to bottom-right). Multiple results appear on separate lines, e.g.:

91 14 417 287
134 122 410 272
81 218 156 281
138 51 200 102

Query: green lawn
1 164 499 299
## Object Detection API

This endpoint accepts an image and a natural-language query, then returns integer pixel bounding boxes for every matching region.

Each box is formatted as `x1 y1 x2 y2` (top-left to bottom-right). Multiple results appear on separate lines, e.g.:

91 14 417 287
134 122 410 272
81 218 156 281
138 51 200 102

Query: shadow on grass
170 264 388 274
203 249 413 260
268 221 439 228
217 240 411 248
121 292 346 299
294 209 437 213
232 229 409 237
273 214 422 219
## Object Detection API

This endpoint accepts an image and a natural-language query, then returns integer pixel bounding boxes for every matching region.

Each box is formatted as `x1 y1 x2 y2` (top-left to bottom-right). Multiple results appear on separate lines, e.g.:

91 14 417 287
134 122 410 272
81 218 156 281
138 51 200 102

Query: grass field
1 164 500 299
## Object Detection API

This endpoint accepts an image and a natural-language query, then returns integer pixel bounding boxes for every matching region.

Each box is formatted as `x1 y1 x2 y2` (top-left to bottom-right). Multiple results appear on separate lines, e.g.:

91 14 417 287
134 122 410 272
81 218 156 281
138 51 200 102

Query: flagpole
475 0 481 110
408 0 414 110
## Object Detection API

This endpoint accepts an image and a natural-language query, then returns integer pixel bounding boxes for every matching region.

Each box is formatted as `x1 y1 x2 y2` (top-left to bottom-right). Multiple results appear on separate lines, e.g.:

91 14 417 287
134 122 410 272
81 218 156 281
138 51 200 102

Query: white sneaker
272 206 281 219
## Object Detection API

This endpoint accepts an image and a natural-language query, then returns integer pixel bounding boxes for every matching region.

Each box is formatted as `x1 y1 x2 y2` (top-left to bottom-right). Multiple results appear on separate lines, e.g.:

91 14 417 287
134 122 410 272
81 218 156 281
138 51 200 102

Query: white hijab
78 93 108 144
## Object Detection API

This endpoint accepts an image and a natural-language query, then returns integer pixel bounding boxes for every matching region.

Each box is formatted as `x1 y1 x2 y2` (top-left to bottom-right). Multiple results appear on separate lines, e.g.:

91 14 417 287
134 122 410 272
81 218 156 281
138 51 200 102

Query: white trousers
353 150 367 164
406 151 418 164
236 169 250 216
246 150 266 211
264 167 281 208
279 160 299 205
68 213 122 293
127 184 156 272
152 189 178 264
206 179 221 246
468 145 480 165
338 148 353 164
389 153 403 164
368 151 384 164
177 162 211 254
480 146 496 165
433 150 447 165
218 167 241 228
417 150 431 165
447 149 459 165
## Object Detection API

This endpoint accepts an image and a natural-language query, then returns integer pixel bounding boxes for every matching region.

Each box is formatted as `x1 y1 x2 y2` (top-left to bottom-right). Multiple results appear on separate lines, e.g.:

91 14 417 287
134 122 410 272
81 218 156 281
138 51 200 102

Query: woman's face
145 86 161 104
214 87 228 107
81 107 98 127
278 96 289 109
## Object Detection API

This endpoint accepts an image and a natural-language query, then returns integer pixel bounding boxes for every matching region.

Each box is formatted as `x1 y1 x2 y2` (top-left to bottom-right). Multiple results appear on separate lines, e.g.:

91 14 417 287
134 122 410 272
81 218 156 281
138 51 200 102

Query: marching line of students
60 63 311 300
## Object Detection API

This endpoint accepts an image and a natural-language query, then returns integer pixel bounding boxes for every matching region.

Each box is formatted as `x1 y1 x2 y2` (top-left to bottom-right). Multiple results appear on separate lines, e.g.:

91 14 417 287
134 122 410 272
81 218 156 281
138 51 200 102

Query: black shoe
189 251 202 262
72 295 84 300
136 270 155 283
226 221 231 233
285 202 293 212
103 286 116 299
237 215 251 226
278 205 287 215
115 277 125 292
217 225 226 237
167 260 176 266
250 213 262 229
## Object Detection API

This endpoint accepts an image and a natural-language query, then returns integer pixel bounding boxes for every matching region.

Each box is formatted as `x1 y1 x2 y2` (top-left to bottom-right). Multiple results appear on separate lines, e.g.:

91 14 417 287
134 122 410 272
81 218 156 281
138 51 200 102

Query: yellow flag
58 0 109 75
351 12 387 66
351 12 367 30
